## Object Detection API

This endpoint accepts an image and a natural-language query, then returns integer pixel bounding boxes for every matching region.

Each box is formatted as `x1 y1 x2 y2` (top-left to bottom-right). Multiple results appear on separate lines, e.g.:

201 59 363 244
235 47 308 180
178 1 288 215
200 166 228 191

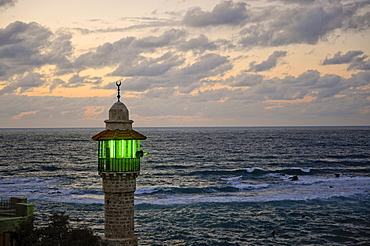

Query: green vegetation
11 213 107 246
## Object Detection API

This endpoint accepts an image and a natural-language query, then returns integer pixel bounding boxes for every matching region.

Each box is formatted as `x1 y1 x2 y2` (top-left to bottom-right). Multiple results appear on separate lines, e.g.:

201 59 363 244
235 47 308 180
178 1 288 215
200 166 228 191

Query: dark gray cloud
0 72 45 95
48 75 103 92
177 53 231 78
49 78 65 92
110 53 233 93
0 0 17 8
65 74 102 88
322 50 364 65
348 57 370 71
269 0 316 5
247 50 287 72
144 87 176 99
133 28 186 48
0 63 9 77
109 52 184 77
0 21 74 80
322 50 370 71
239 3 366 46
74 29 187 71
226 73 264 87
178 34 218 53
227 69 366 101
182 1 250 27
346 11 370 31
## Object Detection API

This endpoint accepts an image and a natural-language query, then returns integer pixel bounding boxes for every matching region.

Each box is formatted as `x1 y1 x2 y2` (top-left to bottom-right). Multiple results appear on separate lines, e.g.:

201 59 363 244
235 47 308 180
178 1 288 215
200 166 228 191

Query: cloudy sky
0 0 369 127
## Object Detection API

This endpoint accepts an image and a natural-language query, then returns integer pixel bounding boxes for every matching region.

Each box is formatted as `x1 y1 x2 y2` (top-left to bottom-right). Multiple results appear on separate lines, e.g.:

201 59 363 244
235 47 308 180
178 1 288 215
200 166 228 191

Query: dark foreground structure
0 197 33 246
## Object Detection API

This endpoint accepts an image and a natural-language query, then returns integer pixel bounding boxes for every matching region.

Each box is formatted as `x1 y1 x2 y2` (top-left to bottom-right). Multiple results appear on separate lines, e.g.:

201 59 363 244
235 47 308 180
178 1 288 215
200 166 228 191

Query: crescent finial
116 80 122 102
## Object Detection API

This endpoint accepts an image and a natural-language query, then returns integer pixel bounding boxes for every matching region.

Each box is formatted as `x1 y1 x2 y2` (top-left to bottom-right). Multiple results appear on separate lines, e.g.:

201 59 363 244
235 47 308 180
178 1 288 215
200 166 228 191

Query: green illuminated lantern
92 81 146 172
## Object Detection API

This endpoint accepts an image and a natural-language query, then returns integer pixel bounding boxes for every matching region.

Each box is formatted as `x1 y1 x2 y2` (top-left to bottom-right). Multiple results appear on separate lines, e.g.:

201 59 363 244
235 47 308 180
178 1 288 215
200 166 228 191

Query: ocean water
0 127 369 245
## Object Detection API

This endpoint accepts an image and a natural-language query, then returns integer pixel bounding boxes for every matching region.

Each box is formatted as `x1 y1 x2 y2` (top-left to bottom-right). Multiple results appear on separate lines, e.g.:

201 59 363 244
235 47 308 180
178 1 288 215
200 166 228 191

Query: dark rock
289 175 299 181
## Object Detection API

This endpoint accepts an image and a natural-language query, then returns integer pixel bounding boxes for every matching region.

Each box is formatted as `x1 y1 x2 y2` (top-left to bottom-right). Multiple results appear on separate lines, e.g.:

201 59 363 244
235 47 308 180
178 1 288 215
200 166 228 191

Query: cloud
1 70 369 127
348 57 370 71
134 28 186 48
0 0 17 8
65 74 102 88
0 94 113 127
226 73 264 87
130 70 370 124
345 9 370 31
182 1 250 27
270 0 316 4
228 69 366 101
48 75 102 92
322 50 364 65
0 21 51 58
178 34 218 53
111 53 233 93
247 50 287 72
49 78 66 92
11 110 39 120
109 52 184 77
177 53 231 77
1 1 369 127
322 50 370 71
239 3 364 46
0 72 45 95
74 29 187 71
73 17 180 35
144 87 176 99
0 21 74 80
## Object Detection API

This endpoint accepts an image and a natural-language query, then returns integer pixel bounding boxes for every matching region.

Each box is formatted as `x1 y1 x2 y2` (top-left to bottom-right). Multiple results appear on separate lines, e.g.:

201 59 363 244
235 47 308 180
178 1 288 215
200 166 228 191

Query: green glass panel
98 139 142 159
124 140 131 158
115 140 122 158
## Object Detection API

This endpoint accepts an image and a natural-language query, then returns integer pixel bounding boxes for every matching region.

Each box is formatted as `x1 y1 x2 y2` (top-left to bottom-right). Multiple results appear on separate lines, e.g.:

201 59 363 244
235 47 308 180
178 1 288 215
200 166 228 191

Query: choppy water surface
0 127 369 245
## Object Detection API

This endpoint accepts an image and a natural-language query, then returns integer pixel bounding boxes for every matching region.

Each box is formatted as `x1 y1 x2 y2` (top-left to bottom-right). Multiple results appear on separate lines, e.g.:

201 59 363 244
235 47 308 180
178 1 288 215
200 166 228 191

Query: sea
0 127 369 245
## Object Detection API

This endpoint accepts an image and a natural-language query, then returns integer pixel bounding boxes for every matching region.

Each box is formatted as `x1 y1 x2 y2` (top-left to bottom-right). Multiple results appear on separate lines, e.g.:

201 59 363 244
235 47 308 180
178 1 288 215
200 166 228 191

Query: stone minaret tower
92 81 146 246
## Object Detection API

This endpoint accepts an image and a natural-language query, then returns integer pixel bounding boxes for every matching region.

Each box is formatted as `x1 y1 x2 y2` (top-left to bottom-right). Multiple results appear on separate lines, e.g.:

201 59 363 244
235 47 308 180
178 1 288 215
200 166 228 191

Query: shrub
11 213 107 246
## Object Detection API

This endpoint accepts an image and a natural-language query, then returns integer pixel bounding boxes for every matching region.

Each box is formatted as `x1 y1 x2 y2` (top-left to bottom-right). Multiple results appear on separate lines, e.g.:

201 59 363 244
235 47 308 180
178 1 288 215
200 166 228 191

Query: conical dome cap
109 101 129 120
104 100 133 131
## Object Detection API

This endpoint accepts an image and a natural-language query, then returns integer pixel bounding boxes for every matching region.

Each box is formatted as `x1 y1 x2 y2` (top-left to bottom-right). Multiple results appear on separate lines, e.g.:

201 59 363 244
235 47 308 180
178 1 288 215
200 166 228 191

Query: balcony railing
98 158 140 172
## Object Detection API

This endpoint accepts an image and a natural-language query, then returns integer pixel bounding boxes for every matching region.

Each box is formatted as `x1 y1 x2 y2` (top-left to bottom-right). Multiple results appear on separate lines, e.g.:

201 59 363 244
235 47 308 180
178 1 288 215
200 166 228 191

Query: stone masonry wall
100 172 139 245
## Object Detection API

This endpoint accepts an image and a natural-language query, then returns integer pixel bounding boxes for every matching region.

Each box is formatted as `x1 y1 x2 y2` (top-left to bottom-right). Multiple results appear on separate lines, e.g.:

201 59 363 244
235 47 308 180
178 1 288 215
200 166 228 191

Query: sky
0 0 369 128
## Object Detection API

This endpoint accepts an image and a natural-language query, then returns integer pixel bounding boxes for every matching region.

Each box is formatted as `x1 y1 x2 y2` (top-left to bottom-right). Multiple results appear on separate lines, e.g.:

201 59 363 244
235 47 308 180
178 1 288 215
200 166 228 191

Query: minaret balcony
98 158 140 172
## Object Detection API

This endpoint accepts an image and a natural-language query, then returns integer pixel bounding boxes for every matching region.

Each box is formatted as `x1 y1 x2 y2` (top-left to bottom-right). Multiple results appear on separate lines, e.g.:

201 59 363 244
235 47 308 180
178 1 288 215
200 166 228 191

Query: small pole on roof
116 80 122 102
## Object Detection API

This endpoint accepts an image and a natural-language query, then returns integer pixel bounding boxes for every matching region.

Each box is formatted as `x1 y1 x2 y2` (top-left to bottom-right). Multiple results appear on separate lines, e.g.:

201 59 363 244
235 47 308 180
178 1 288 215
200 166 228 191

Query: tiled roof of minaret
92 129 147 141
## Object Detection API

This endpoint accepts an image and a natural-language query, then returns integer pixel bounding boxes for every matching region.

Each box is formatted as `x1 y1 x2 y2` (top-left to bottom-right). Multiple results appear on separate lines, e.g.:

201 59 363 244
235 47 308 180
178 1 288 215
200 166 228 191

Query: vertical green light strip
128 140 132 158
115 140 122 158
132 140 136 157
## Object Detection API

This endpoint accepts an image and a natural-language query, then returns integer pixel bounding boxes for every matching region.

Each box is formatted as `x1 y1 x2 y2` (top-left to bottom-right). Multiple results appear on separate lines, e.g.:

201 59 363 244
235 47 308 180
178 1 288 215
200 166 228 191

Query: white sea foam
1 175 369 206
134 176 370 205
299 168 311 173
225 182 269 190
220 175 242 181
135 187 172 195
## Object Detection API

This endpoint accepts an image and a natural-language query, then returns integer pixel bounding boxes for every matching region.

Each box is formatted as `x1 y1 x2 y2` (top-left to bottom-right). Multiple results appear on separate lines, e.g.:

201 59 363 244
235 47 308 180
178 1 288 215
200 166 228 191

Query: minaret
92 81 146 246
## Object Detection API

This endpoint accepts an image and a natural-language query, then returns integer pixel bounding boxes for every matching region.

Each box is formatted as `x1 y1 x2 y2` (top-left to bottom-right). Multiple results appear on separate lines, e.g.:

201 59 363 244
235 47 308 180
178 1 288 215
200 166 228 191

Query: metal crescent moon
116 80 122 86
